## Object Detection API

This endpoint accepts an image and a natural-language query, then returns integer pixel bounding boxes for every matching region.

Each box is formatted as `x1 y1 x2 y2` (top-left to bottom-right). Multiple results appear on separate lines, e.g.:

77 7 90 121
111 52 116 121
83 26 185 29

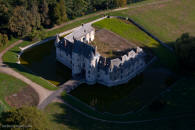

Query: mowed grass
44 102 195 130
0 73 27 112
110 0 195 43
93 18 177 69
0 38 18 53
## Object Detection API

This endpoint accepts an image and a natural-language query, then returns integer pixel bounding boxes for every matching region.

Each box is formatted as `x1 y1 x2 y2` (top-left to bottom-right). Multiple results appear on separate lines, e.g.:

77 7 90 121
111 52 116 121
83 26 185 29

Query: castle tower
95 46 98 55
55 34 60 47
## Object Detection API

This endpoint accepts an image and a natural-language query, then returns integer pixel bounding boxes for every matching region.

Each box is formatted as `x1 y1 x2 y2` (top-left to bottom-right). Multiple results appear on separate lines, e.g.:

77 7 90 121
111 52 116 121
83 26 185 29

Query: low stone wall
19 37 55 53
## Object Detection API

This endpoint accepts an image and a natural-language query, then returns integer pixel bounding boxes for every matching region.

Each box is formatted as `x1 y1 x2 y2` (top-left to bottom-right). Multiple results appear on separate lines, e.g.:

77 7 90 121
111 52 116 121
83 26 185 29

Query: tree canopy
175 33 195 71
0 0 144 42
0 106 50 130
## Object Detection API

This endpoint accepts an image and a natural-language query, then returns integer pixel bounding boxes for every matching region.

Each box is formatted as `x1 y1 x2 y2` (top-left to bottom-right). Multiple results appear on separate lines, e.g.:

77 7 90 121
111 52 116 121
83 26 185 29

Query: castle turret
55 34 60 47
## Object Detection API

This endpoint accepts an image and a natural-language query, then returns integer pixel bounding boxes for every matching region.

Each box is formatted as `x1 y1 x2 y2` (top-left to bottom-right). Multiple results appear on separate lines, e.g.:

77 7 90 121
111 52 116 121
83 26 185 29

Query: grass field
109 0 195 43
44 102 195 130
0 73 27 112
0 38 18 53
93 17 177 69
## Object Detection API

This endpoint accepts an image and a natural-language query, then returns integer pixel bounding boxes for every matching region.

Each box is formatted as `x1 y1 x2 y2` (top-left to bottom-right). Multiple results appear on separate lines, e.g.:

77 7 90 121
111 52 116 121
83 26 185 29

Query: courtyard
91 29 136 58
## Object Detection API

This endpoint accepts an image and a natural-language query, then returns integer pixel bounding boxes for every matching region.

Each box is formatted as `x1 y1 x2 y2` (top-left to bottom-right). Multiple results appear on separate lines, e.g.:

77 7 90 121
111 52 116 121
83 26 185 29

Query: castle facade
55 24 146 87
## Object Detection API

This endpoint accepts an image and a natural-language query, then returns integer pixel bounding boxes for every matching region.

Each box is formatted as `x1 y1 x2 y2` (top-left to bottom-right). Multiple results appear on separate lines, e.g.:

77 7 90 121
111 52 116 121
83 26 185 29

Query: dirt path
38 80 83 109
0 40 53 105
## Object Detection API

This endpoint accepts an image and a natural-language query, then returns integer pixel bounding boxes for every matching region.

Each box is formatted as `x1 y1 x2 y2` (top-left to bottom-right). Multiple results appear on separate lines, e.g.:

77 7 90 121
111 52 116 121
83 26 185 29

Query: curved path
58 100 195 124
0 40 53 105
38 79 83 109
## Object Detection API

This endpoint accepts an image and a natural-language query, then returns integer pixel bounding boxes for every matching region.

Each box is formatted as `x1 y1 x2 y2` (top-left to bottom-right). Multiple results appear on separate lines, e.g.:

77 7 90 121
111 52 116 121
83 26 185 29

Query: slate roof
73 40 96 59
65 24 95 43
57 38 73 55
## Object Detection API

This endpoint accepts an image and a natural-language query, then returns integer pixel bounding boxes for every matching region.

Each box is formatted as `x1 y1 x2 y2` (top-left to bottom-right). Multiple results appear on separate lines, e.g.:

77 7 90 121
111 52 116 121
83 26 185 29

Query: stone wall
55 16 157 87
96 47 146 87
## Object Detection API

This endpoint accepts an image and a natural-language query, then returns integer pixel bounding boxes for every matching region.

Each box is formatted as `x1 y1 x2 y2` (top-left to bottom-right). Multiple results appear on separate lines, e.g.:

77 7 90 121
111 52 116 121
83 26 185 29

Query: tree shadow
3 60 72 86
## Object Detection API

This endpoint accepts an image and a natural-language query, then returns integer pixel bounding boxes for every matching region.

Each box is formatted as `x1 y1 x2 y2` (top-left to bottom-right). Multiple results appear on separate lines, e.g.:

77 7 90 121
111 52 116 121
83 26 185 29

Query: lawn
109 0 195 43
0 73 27 112
93 17 177 69
44 102 195 130
0 38 18 53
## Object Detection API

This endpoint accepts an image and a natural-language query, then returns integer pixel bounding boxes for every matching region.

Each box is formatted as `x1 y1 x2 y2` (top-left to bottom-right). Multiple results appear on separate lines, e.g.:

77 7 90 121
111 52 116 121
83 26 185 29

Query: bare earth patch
5 86 39 108
91 29 137 58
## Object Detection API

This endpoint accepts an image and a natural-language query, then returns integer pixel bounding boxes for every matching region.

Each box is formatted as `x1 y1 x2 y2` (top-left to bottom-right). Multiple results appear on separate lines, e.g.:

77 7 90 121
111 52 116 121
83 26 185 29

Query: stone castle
55 23 146 87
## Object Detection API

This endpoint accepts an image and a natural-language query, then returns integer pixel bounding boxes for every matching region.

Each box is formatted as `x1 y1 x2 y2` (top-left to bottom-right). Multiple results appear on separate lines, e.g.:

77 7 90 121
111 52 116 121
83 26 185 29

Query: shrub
0 33 8 47
0 106 50 130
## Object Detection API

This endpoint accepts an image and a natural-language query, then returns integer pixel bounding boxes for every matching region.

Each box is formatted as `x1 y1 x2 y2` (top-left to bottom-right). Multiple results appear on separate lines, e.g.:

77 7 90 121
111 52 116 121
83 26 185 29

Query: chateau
55 23 147 87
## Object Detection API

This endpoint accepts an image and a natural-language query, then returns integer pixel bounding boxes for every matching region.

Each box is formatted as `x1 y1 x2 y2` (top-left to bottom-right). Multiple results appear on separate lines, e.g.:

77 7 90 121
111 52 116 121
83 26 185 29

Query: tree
39 0 51 26
0 34 2 47
0 0 11 34
114 0 127 7
8 1 41 37
2 34 8 46
175 33 195 71
118 0 127 7
29 1 41 30
8 6 31 37
59 0 68 22
0 107 50 129
50 0 68 25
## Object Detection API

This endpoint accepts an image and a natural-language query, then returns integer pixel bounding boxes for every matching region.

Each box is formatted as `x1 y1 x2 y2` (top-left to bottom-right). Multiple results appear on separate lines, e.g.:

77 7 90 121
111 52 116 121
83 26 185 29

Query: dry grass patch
91 29 137 58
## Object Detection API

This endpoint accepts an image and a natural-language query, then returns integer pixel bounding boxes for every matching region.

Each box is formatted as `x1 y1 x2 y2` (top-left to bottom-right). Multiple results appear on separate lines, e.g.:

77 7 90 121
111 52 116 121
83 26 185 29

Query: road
38 79 83 109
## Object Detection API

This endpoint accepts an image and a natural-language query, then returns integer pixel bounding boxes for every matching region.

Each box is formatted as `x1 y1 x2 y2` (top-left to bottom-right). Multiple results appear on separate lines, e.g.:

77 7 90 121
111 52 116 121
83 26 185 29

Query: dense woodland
0 0 144 44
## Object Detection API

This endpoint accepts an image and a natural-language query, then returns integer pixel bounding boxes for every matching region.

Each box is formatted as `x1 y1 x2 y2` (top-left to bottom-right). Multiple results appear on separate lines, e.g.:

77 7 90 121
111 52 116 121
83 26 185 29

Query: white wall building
55 23 147 87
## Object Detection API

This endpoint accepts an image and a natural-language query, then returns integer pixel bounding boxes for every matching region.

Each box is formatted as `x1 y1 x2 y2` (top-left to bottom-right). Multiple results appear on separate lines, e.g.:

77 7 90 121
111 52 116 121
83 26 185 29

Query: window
88 71 90 74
